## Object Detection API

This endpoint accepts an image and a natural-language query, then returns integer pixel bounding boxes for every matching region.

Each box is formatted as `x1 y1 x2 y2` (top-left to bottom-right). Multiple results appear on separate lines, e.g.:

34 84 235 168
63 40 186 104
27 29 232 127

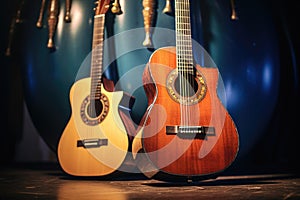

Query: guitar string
175 0 182 127
89 14 105 137
186 0 193 130
176 0 193 129
185 0 189 129
176 0 185 128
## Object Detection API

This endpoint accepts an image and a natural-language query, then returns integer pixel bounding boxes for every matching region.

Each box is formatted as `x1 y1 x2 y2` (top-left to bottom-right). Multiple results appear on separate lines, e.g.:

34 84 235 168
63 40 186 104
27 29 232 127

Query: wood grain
134 47 239 179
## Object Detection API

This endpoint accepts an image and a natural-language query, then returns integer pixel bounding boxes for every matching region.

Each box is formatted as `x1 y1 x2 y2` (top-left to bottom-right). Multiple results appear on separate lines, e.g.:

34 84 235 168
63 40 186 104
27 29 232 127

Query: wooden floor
0 163 300 200
0 162 299 200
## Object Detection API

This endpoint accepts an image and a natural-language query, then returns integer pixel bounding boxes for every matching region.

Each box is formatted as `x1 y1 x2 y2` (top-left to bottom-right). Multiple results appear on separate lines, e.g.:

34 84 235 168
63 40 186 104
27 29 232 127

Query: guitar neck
175 0 193 74
90 14 105 100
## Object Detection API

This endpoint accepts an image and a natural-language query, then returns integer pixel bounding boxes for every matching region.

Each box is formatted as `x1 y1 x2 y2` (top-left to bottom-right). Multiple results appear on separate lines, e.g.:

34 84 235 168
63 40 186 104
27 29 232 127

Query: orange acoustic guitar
132 0 239 182
57 0 134 177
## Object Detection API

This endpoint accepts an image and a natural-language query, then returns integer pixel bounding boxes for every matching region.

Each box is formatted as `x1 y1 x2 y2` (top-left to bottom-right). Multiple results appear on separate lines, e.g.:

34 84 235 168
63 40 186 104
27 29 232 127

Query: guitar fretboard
90 14 105 100
175 0 193 74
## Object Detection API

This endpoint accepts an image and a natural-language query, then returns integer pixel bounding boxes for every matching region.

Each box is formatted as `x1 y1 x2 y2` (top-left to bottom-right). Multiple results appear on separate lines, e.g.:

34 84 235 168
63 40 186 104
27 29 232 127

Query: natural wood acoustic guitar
132 0 239 182
57 0 134 177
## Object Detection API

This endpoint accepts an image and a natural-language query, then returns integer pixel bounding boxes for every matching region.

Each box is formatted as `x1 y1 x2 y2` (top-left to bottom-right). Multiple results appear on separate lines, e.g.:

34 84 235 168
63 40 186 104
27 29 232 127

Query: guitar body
58 77 129 176
132 47 239 181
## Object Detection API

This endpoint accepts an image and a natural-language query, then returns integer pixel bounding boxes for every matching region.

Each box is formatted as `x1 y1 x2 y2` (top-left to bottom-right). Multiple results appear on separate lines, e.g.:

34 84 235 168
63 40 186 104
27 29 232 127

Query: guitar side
57 77 129 176
132 47 239 181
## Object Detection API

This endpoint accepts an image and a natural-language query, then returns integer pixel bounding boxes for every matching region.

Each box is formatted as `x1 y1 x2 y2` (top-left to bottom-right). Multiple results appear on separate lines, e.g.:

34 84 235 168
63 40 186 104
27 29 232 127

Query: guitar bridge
77 138 108 148
166 126 215 139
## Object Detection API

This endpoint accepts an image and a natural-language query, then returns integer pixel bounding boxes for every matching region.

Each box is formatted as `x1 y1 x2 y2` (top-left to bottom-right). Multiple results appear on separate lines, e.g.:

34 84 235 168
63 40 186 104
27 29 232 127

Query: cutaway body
132 47 239 182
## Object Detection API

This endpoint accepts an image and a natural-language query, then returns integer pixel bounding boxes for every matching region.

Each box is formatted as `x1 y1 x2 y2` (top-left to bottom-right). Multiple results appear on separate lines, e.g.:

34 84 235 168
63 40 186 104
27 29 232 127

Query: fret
177 24 191 27
175 0 193 73
177 50 193 54
90 14 105 99
178 28 191 35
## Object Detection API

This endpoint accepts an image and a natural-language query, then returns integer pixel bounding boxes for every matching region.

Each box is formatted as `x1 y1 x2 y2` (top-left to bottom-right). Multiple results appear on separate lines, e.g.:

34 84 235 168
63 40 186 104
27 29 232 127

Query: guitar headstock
94 0 111 16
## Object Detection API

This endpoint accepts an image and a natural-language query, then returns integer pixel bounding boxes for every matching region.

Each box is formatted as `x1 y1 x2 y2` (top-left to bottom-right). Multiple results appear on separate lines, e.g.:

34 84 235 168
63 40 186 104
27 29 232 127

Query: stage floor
0 162 299 200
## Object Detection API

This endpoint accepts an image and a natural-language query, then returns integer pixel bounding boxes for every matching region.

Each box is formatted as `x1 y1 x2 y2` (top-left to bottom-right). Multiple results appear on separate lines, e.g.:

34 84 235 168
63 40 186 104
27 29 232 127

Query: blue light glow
262 60 273 92
26 59 35 93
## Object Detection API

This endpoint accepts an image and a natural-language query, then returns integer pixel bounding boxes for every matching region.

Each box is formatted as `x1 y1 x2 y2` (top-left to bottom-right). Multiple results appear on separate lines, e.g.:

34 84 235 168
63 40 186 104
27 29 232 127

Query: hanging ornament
142 0 157 48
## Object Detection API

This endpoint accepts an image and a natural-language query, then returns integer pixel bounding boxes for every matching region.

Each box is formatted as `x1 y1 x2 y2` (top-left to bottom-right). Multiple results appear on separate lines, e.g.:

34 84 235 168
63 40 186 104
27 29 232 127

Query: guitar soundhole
174 74 198 97
166 69 207 105
87 99 103 118
80 94 110 126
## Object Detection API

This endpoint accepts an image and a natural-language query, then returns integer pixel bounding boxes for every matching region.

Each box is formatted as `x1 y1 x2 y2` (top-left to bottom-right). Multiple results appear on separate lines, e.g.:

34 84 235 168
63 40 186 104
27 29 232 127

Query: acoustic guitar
132 0 239 182
57 0 133 177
